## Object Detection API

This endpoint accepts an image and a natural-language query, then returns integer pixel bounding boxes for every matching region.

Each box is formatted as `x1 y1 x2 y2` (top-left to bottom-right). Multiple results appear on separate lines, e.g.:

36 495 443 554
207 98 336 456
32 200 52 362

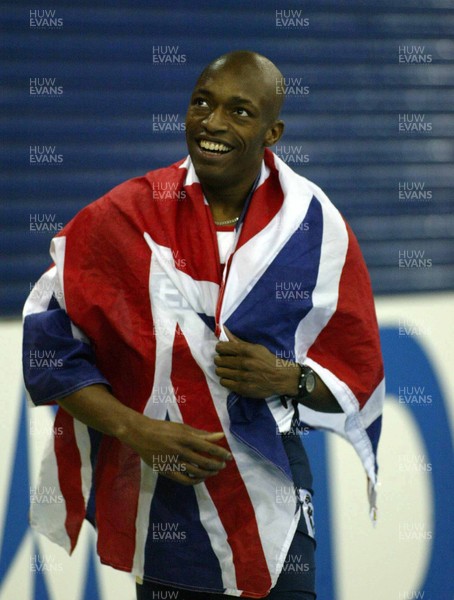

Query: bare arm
57 384 232 485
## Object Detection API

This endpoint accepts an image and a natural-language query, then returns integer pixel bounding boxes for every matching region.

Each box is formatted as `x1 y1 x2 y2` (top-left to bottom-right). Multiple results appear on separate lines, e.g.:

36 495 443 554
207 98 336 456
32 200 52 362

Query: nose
201 107 228 133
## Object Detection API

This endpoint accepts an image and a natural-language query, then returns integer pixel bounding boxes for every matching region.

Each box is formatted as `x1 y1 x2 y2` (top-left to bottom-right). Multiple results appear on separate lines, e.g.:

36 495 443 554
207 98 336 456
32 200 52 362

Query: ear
264 120 285 147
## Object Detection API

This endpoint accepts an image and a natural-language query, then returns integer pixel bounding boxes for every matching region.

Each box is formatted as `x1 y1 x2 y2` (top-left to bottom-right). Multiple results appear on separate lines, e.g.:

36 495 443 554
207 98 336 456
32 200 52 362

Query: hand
124 418 232 486
58 384 233 488
214 327 300 398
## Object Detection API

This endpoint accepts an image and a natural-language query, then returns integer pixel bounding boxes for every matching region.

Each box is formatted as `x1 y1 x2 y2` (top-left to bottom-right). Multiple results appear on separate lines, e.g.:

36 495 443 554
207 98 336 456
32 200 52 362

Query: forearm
56 383 232 485
281 363 343 413
298 372 342 413
56 383 145 447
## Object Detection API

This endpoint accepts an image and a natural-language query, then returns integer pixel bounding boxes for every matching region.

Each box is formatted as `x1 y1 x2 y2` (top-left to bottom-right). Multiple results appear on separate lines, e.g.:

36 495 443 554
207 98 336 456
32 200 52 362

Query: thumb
223 326 242 343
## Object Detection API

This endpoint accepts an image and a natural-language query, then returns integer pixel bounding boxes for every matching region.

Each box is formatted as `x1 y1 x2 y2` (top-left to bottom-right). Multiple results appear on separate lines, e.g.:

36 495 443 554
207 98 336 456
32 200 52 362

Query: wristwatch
280 364 316 408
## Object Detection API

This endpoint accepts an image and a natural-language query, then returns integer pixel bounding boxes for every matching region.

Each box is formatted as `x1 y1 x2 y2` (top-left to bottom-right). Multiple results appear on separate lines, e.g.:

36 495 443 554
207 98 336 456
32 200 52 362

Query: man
23 51 384 599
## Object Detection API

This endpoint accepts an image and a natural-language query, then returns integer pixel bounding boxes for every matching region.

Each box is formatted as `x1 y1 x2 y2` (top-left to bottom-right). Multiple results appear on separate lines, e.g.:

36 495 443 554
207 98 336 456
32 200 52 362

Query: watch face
305 371 316 394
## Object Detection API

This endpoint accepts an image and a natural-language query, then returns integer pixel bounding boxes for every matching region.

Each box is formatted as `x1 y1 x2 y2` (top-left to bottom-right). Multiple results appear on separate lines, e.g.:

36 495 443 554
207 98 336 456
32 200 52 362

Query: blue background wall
1 0 453 316
1 2 453 599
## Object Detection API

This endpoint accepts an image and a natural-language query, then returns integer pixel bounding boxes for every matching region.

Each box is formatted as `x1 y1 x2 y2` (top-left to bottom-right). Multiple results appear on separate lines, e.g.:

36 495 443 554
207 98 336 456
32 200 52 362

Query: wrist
114 406 149 448
280 364 317 408
276 361 302 397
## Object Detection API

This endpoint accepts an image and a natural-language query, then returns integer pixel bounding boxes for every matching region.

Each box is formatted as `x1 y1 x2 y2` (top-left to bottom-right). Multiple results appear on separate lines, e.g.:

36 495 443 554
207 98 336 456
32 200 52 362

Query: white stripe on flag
294 181 349 363
173 390 240 592
192 482 240 594
206 383 300 589
132 463 159 579
73 421 93 509
220 162 313 322
176 310 301 590
30 432 72 553
143 233 219 318
23 265 58 317
49 236 68 310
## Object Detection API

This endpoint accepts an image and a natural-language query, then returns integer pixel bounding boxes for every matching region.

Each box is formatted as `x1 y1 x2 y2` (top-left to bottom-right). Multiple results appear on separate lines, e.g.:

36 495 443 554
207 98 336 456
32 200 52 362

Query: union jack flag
23 149 384 597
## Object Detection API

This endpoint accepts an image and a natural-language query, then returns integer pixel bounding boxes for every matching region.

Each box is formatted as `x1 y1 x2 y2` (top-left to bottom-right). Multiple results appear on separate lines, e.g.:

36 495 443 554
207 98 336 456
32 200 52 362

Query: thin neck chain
213 216 240 226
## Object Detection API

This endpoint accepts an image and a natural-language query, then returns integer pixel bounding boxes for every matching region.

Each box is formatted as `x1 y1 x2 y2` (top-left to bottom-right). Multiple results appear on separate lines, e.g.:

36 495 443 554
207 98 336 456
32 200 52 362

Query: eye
194 98 209 108
234 108 250 117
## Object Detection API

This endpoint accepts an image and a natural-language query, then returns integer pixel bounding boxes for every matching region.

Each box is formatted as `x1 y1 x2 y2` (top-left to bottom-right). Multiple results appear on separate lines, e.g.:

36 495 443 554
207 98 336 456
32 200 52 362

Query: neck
201 168 261 222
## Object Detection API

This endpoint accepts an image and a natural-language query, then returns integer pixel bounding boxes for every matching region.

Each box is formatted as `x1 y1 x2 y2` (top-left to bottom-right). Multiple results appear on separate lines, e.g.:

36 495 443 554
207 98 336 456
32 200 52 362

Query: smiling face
185 53 284 194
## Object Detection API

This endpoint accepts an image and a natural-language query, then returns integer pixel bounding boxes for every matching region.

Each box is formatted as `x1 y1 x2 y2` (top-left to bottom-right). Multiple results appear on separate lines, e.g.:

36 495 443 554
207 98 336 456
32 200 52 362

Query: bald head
197 50 285 124
185 50 285 194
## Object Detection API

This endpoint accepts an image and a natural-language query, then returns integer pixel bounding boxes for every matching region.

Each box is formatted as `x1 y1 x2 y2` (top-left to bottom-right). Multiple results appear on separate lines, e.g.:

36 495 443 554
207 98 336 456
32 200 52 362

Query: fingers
214 355 245 369
151 448 226 482
186 432 232 462
218 378 238 392
192 430 225 440
215 341 241 356
216 338 252 356
153 442 230 487
174 426 232 464
166 471 205 487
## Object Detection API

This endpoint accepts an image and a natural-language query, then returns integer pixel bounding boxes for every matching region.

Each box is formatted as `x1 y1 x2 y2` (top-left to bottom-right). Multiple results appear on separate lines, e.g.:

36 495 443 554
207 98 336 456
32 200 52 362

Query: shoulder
99 157 187 211
58 157 187 236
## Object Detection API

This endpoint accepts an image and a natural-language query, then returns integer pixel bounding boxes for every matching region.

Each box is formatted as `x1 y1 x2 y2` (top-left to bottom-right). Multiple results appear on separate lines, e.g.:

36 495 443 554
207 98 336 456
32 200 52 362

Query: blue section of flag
225 196 323 355
85 427 103 527
143 474 224 591
223 197 323 481
23 308 110 405
228 392 293 480
365 415 382 470
198 312 216 332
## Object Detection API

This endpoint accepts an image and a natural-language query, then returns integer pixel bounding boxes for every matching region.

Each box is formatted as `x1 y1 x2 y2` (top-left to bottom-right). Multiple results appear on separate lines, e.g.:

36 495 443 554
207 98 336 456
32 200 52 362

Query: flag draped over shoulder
23 149 384 597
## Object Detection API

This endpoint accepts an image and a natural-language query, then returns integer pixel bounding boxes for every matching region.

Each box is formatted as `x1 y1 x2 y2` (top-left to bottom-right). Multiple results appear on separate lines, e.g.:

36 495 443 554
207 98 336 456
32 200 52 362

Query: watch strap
280 363 312 408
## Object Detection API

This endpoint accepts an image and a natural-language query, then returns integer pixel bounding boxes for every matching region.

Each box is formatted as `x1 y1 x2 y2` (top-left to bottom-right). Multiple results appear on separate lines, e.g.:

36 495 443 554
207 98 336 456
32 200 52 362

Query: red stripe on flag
308 222 384 407
54 409 86 553
236 149 284 251
63 190 159 569
95 438 141 571
171 326 272 595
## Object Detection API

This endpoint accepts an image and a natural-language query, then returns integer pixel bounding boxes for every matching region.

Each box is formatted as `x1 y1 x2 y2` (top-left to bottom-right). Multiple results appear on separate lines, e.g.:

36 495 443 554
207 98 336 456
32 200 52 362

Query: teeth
199 140 231 153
